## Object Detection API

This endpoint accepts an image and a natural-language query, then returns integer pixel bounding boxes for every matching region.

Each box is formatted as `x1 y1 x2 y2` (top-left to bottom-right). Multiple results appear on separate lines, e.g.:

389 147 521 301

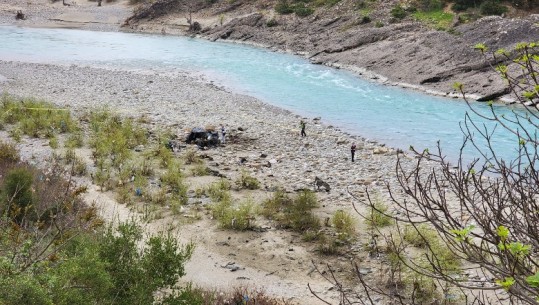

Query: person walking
300 120 306 137
220 124 226 144
351 142 357 162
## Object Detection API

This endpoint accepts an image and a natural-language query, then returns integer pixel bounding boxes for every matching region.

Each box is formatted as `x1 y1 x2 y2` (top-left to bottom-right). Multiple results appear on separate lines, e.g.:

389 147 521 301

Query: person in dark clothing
300 120 306 137
351 143 357 162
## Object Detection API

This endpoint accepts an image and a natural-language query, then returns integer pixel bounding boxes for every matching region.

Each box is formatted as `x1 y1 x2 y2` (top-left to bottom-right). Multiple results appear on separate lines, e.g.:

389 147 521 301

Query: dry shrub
0 141 20 164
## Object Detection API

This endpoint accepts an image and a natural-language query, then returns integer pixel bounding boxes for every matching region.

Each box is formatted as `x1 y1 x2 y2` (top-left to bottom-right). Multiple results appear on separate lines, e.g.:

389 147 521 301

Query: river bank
0 59 430 304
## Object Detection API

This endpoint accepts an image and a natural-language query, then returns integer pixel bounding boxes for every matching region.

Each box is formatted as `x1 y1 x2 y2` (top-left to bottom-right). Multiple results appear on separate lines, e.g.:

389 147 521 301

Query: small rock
359 268 372 275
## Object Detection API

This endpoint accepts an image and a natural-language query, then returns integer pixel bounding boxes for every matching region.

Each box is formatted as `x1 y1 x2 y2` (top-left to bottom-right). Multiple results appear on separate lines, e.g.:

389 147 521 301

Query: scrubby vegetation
271 0 526 27
0 95 78 138
0 103 298 304
0 143 195 305
235 169 261 190
263 189 320 233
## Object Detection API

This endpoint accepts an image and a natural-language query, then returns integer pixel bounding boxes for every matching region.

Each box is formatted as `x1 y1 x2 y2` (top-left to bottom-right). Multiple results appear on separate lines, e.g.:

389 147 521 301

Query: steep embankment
123 0 539 102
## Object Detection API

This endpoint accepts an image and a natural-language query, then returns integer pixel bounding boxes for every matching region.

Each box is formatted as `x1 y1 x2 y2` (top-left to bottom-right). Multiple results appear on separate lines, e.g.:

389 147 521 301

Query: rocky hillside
123 0 539 102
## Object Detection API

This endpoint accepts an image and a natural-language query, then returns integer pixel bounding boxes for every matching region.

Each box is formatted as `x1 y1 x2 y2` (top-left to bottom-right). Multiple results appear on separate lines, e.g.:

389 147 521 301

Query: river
0 25 531 163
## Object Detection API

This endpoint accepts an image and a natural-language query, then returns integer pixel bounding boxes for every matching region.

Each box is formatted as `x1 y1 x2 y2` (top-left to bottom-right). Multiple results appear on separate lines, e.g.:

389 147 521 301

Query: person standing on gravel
300 120 306 137
220 124 226 144
351 142 357 162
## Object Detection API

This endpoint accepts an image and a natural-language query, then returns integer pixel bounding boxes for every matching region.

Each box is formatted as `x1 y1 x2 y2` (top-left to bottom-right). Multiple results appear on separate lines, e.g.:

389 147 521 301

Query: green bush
332 210 356 241
2 167 35 223
65 131 84 148
262 190 320 232
391 4 407 19
65 148 76 163
0 276 52 305
275 0 294 14
116 186 134 205
71 156 88 176
235 170 260 190
317 234 339 255
215 199 258 230
261 189 292 217
294 3 315 17
366 198 392 228
161 163 188 205
99 222 194 305
403 224 461 272
266 17 278 27
416 0 443 11
314 0 341 6
89 110 147 170
155 145 174 168
49 136 59 149
207 179 231 202
480 0 508 15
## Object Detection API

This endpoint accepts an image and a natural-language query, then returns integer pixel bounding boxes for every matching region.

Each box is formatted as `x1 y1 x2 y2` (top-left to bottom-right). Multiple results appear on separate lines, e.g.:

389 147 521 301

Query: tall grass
262 190 320 233
332 210 356 242
0 95 78 138
413 10 454 30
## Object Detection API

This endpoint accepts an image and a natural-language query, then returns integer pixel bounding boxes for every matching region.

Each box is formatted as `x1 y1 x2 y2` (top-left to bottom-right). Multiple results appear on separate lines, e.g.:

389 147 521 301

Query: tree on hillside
310 43 539 304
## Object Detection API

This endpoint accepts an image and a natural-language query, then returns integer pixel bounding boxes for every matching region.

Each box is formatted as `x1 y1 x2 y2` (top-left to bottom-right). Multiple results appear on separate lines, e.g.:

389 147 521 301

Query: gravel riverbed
0 60 421 203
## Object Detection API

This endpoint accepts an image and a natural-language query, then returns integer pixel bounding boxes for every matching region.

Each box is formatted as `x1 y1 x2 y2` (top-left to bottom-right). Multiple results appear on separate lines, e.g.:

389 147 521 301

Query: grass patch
317 234 340 255
191 163 209 176
332 210 356 242
212 198 259 231
207 179 232 203
116 186 134 205
262 190 320 233
65 130 84 148
154 144 174 168
403 224 461 272
0 95 78 138
314 0 341 6
365 197 392 228
413 10 454 30
49 136 59 149
69 155 87 176
90 110 146 167
161 162 188 206
235 170 260 190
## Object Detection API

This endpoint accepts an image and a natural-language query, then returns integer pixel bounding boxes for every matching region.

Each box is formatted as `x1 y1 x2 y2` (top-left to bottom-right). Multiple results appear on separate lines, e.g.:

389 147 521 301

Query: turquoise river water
0 25 533 163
